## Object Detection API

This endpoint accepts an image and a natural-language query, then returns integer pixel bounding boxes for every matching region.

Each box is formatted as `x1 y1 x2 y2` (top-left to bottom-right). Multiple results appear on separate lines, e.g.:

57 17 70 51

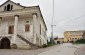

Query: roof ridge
0 0 25 8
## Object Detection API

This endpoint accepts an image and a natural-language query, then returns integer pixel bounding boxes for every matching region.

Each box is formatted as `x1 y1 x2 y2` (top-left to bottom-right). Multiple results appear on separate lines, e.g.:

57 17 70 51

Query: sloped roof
0 0 25 8
0 0 47 30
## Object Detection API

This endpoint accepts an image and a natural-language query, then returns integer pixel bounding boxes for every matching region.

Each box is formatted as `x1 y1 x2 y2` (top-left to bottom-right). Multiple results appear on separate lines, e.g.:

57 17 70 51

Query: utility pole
51 0 56 45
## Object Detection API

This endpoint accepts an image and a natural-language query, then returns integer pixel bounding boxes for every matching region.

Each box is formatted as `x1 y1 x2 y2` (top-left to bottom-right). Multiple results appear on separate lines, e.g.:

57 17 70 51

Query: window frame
25 24 30 32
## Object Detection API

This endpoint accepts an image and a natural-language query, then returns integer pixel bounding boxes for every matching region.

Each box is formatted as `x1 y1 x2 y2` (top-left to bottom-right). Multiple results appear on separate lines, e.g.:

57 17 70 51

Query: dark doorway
0 38 10 49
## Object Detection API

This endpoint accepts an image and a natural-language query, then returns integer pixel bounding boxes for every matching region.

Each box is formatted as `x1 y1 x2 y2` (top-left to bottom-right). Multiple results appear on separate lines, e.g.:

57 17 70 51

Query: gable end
0 0 25 12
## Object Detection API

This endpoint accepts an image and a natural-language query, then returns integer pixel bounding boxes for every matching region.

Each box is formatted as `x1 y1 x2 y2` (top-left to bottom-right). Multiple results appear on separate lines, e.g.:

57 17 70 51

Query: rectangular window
8 26 14 34
40 24 41 35
25 24 30 32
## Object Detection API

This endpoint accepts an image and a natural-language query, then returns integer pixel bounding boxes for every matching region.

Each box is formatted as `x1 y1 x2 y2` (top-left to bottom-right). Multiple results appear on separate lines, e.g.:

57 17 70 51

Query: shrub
42 44 47 48
73 39 85 44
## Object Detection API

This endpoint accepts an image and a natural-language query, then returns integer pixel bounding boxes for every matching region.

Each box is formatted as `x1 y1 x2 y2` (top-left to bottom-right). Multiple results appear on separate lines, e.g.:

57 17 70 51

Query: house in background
54 38 64 44
0 0 47 49
64 30 85 42
82 32 85 39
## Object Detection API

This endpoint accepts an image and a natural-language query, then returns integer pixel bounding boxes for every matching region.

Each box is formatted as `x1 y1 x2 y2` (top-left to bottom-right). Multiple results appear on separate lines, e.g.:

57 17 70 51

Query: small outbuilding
54 38 64 44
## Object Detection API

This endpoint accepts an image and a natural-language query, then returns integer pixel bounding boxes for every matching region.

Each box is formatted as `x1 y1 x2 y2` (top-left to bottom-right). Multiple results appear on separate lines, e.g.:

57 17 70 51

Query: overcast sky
0 0 85 38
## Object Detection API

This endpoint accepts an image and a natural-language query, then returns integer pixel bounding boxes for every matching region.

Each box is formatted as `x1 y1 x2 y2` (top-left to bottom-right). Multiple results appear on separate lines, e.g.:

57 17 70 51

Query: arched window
4 6 6 11
7 4 10 11
4 4 13 11
11 5 13 10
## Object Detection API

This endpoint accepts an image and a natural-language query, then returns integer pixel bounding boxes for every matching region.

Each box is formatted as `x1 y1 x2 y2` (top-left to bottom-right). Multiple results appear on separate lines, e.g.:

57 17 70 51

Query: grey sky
0 0 85 38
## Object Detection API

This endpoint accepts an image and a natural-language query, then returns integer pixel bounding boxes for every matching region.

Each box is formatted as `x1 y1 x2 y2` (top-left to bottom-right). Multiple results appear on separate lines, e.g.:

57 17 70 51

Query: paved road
0 44 58 55
38 43 83 55
0 43 84 55
74 44 85 55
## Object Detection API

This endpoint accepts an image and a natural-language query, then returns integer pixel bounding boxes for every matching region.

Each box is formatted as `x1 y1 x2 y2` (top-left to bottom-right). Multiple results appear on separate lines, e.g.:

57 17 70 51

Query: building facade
0 0 47 49
64 31 85 42
82 32 85 39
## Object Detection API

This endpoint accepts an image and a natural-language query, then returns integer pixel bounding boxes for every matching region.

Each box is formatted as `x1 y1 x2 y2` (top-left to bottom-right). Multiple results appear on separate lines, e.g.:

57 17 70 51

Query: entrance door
8 26 14 34
0 38 10 49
